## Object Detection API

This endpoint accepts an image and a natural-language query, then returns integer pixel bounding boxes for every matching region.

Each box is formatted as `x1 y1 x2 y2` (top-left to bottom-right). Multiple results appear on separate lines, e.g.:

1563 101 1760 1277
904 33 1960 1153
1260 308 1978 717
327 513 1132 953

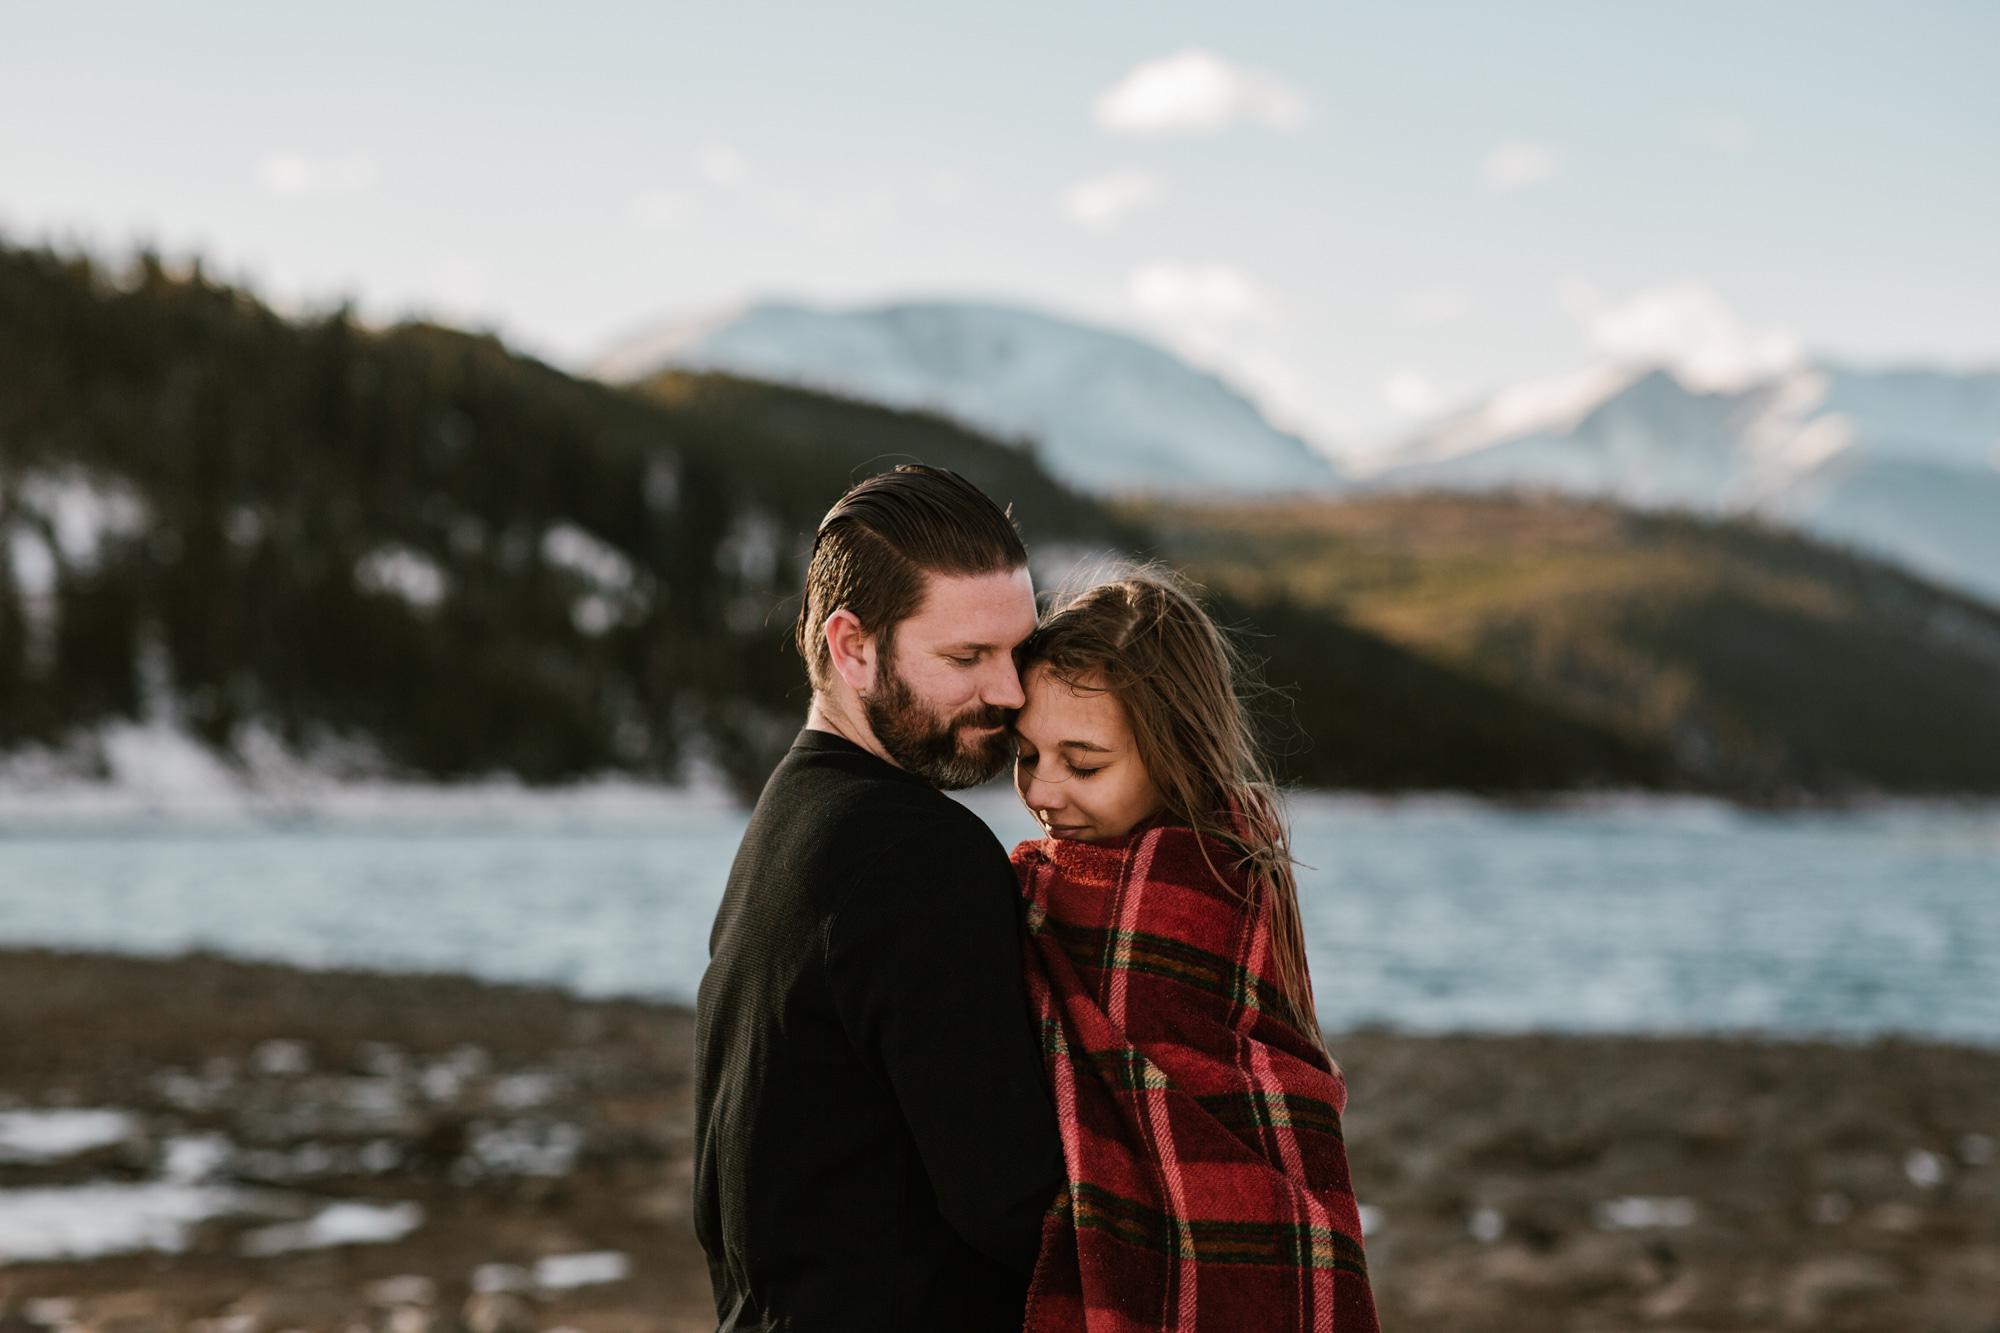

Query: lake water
2 787 1996 1045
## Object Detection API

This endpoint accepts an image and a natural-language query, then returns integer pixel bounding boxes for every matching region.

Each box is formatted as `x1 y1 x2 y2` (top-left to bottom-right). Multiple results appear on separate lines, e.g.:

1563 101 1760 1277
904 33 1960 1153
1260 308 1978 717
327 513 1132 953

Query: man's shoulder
754 745 1001 862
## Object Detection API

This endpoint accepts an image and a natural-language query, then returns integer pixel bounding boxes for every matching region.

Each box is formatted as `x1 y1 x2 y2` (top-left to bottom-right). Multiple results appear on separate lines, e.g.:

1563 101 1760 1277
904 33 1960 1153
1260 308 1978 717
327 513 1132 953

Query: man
693 465 1064 1331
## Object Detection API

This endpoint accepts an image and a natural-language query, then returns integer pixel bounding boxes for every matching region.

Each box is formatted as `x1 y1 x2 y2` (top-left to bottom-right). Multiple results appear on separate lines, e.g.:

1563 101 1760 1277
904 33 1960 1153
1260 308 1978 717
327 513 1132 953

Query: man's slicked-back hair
794 464 1028 693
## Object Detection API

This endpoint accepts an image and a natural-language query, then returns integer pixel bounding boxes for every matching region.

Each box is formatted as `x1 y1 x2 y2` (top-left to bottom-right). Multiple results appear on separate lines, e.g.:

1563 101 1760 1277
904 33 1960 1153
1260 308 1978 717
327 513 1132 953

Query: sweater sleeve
823 812 1065 1274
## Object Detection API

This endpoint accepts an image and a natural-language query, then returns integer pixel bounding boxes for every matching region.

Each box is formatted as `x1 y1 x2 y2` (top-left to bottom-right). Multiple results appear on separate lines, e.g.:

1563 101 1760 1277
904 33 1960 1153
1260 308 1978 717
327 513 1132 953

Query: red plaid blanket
1013 823 1378 1333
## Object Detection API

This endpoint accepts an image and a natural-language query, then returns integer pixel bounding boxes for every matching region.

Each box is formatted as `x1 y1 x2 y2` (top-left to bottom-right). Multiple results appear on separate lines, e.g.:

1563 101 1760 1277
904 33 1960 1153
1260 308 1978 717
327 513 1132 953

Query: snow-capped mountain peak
1359 358 2000 602
590 298 1342 497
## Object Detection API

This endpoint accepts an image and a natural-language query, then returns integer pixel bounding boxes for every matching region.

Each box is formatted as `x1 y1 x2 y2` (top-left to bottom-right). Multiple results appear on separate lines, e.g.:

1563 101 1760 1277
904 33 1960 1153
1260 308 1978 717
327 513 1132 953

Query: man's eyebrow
942 641 999 653
1056 739 1114 754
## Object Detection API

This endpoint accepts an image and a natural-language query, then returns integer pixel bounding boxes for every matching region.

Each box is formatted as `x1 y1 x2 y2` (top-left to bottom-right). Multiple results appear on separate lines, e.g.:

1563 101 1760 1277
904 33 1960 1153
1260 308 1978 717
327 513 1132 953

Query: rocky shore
0 948 1992 1332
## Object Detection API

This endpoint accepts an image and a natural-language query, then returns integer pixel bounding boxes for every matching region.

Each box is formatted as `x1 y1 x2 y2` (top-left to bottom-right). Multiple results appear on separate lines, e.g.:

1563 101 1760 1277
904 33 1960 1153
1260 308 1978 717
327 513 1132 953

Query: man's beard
861 655 1015 790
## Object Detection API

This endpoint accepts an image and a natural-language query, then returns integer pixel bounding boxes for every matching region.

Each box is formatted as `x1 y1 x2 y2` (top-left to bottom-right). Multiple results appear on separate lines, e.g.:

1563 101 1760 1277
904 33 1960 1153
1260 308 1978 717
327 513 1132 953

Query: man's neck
805 693 899 770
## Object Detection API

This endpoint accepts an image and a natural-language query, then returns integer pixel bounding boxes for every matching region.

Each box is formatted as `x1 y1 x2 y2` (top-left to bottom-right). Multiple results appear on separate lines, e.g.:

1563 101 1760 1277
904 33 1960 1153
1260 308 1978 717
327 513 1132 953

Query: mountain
9 236 1999 802
0 243 1126 798
0 237 1666 800
1136 491 2000 799
592 299 1342 498
1357 361 2000 603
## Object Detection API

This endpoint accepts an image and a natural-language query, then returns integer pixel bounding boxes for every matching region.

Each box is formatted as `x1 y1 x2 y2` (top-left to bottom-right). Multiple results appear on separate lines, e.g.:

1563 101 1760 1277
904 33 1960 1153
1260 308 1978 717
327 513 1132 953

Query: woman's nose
1024 772 1067 811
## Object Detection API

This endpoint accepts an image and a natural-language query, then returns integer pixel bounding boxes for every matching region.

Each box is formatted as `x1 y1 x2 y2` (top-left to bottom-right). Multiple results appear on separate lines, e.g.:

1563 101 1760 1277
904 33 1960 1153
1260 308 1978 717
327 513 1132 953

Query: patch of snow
151 1067 236 1114
0 1182 286 1262
235 1139 404 1182
0 1108 139 1162
418 1045 490 1102
5 522 59 599
22 1297 78 1326
4 523 61 674
1904 1148 1947 1189
534 1250 631 1290
1594 1196 1698 1229
461 1119 584 1178
1388 363 1640 467
161 1132 234 1183
487 1071 565 1111
12 468 149 569
252 1038 312 1077
354 544 449 609
237 1199 424 1256
97 718 245 807
716 506 784 586
542 522 636 591
0 721 735 827
1467 1205 1505 1243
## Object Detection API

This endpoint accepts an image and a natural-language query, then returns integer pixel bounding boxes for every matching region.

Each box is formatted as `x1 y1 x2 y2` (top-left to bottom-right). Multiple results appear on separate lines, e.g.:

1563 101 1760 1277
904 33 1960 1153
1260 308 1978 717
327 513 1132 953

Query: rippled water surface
2 790 1994 1043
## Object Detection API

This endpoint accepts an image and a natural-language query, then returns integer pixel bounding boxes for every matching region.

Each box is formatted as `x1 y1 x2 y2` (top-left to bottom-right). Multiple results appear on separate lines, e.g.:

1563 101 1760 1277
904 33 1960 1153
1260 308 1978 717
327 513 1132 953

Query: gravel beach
0 948 1993 1332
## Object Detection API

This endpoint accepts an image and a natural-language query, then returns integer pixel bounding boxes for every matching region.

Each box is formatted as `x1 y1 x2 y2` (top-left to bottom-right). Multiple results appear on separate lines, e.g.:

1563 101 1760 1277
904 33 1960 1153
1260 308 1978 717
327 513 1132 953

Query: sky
3 1 1996 458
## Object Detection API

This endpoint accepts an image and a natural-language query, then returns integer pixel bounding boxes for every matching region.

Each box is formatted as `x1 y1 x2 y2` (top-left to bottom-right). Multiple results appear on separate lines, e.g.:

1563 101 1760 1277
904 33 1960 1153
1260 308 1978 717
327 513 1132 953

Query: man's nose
985 657 1026 711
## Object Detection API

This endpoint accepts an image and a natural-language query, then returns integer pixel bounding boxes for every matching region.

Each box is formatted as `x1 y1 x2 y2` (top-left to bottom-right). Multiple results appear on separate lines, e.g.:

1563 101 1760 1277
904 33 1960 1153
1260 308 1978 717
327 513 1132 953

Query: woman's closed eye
1015 751 1103 780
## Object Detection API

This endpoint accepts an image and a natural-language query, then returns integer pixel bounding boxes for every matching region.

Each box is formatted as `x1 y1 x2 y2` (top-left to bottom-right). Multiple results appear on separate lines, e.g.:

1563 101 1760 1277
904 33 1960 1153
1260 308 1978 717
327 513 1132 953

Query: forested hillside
1 243 1126 794
5 238 1995 801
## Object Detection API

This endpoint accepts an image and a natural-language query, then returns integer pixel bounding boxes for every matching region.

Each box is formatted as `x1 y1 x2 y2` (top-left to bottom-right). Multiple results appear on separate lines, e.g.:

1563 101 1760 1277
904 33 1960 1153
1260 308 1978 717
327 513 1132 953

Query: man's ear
824 609 878 692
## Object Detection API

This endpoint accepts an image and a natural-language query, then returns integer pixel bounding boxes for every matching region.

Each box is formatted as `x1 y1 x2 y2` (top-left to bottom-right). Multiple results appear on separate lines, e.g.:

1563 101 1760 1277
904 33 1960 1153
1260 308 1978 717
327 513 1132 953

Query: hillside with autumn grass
1135 493 2000 798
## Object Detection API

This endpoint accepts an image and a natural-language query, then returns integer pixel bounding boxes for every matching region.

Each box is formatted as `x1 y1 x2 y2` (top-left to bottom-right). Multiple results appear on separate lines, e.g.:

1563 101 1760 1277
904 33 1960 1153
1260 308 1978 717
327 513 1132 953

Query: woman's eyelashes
1015 750 1104 780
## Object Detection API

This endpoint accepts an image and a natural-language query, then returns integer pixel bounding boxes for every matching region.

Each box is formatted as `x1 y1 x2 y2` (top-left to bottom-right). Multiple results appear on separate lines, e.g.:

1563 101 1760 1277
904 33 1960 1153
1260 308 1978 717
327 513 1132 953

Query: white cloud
259 151 378 196
1129 262 1272 325
1061 168 1165 231
1384 371 1441 417
1562 276 1803 389
628 186 689 229
1094 49 1309 136
1391 283 1476 326
694 143 751 187
1480 143 1558 190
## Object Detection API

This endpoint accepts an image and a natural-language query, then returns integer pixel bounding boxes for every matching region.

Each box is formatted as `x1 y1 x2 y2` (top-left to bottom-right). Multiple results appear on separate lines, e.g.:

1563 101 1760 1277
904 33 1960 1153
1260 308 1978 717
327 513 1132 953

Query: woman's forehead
1020 670 1127 738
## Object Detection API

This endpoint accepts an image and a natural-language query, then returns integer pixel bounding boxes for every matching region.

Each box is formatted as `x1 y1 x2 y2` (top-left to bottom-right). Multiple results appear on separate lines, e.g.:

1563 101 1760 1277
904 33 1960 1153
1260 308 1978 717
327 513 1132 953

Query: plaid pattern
1014 825 1378 1333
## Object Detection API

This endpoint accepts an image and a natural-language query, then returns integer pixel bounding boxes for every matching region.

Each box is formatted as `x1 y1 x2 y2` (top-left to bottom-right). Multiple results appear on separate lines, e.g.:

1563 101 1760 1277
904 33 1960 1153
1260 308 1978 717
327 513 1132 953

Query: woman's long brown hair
1020 565 1327 1052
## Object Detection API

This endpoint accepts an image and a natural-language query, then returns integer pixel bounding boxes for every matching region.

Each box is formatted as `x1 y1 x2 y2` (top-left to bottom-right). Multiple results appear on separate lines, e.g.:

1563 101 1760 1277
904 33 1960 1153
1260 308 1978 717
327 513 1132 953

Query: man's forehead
903 567 1037 641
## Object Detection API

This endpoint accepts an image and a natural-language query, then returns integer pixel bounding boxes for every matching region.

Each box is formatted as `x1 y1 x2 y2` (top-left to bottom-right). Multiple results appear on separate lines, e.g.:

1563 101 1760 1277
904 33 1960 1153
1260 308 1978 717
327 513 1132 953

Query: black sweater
693 728 1064 1331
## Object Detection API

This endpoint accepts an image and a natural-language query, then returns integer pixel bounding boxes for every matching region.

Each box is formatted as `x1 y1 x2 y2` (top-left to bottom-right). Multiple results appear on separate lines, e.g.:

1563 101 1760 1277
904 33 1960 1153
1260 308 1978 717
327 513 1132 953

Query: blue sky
3 1 1995 454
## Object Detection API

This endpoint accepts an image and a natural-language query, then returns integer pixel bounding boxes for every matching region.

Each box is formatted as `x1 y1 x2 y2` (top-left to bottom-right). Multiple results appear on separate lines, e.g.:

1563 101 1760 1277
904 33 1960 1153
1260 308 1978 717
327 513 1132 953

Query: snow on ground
0 718 734 827
533 1251 632 1290
237 1200 425 1257
0 1182 289 1263
0 1109 139 1162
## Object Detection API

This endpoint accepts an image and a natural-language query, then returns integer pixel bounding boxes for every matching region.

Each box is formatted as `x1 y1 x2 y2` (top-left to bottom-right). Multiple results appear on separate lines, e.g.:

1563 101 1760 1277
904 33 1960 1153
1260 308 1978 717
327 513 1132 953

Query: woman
1010 569 1378 1333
